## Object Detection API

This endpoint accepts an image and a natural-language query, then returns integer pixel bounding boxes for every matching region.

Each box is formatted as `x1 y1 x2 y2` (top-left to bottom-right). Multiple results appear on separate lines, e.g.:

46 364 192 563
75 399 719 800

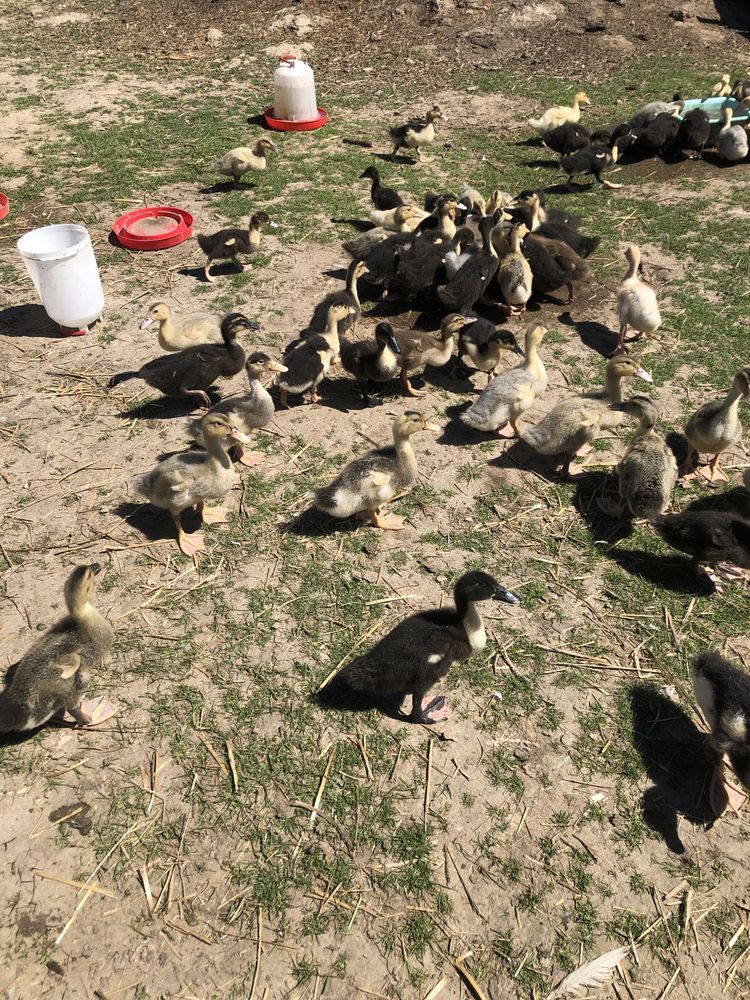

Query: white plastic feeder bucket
273 57 319 123
17 223 104 331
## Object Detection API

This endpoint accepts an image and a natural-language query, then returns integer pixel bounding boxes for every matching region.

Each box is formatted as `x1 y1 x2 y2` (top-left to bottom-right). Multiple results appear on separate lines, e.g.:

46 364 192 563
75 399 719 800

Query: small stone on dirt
585 20 606 32
205 28 224 46
669 8 688 20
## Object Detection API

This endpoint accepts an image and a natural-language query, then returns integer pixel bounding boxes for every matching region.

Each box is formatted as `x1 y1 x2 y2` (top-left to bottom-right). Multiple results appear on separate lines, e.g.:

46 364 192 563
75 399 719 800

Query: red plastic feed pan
112 206 193 251
264 108 328 131
0 193 9 221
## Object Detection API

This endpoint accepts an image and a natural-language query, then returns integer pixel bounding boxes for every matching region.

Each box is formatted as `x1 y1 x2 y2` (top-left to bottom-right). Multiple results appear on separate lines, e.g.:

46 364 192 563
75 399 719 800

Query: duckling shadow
487 439 568 481
283 506 362 538
0 303 59 338
608 548 709 594
557 312 616 356
681 486 750 514
116 392 220 421
113 502 185 543
436 401 490 446
323 267 348 280
629 684 717 853
247 112 273 129
373 152 416 166
314 677 404 722
422 364 479 397
363 298 413 320
521 158 559 169
331 218 372 232
573 470 634 544
514 136 544 147
199 181 256 195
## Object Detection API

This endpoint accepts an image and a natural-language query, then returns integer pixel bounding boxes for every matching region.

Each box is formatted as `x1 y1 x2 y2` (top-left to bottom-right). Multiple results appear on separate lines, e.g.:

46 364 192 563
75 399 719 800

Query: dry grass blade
35 871 118 899
309 746 336 827
453 953 489 1000
422 975 449 1000
545 946 630 999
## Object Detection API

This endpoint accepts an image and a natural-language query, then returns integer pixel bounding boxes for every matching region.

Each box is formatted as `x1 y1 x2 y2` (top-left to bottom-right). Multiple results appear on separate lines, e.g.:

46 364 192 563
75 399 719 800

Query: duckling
415 195 460 238
612 244 662 356
397 228 473 299
278 303 355 408
521 356 653 477
651 511 750 591
710 74 732 99
498 223 533 316
363 230 418 293
108 312 257 408
360 165 404 210
631 108 682 155
136 413 247 556
343 208 424 260
526 233 589 303
560 137 625 190
438 215 499 314
456 317 524 383
196 211 277 283
630 96 683 128
189 353 288 466
397 313 465 397
328 572 519 724
313 411 438 530
692 650 750 815
390 107 443 161
486 190 514 215
461 323 547 437
213 138 277 186
732 79 750 101
529 91 591 132
599 395 677 518
139 302 222 352
0 565 115 733
341 321 402 406
370 204 430 232
459 186 487 216
674 107 710 158
681 368 750 483
514 189 582 229
541 122 591 155
444 228 477 279
717 106 749 162
305 260 368 339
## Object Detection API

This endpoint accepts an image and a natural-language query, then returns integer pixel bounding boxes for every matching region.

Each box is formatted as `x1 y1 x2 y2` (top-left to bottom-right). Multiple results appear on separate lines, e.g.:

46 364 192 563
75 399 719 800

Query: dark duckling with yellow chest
341 321 402 406
323 572 519 724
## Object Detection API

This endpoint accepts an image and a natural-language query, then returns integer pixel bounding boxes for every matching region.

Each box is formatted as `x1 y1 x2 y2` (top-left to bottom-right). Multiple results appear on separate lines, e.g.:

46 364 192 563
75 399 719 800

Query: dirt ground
2 1 750 999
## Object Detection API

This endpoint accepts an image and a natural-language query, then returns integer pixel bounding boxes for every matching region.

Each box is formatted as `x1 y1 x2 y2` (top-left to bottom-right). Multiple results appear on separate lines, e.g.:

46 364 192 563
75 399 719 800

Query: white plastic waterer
17 223 104 334
273 57 319 123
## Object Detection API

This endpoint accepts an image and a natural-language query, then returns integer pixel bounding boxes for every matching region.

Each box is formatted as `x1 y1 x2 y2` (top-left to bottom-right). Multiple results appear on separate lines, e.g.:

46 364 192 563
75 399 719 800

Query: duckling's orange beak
268 361 288 374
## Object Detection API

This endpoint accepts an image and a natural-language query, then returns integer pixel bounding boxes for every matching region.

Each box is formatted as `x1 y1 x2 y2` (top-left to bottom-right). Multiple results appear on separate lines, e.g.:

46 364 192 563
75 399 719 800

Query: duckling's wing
56 653 82 680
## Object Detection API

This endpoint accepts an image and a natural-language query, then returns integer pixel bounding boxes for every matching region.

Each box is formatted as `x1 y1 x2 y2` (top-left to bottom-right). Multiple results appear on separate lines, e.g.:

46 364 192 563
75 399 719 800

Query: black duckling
651 511 750 591
196 211 276 283
0 565 115 733
732 79 750 101
360 165 404 210
541 122 591 155
631 112 681 155
278 302 355 408
455 316 523 383
341 321 402 406
312 411 437 530
534 219 600 258
397 228 473 300
390 107 443 162
560 138 626 190
304 259 368 339
363 230 417 293
330 572 519 724
693 650 750 815
108 312 257 408
673 107 710 158
437 215 499 314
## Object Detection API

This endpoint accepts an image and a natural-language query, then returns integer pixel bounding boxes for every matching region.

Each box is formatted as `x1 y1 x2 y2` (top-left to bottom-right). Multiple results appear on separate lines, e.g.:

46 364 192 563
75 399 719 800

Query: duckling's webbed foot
197 502 229 525
400 370 426 398
237 449 266 467
63 697 119 728
703 457 730 483
410 694 453 724
173 512 206 556
203 261 216 283
710 764 747 816
184 389 212 409
715 562 750 580
366 508 406 530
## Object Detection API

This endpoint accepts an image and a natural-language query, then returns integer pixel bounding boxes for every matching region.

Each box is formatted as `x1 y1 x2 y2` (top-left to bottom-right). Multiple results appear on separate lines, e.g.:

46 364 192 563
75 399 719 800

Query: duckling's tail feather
528 117 545 131
107 371 138 389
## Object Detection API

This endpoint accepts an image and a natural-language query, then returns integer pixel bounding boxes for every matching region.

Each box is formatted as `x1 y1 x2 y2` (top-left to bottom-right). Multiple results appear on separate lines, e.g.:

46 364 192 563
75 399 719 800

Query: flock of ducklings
3 86 750 821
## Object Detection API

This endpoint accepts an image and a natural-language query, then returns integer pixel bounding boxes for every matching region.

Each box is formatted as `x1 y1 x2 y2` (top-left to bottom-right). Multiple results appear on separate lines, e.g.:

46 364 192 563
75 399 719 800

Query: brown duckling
682 368 750 483
196 211 277 283
278 303 355 407
390 108 443 162
213 138 277 186
0 565 115 733
397 313 464 397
